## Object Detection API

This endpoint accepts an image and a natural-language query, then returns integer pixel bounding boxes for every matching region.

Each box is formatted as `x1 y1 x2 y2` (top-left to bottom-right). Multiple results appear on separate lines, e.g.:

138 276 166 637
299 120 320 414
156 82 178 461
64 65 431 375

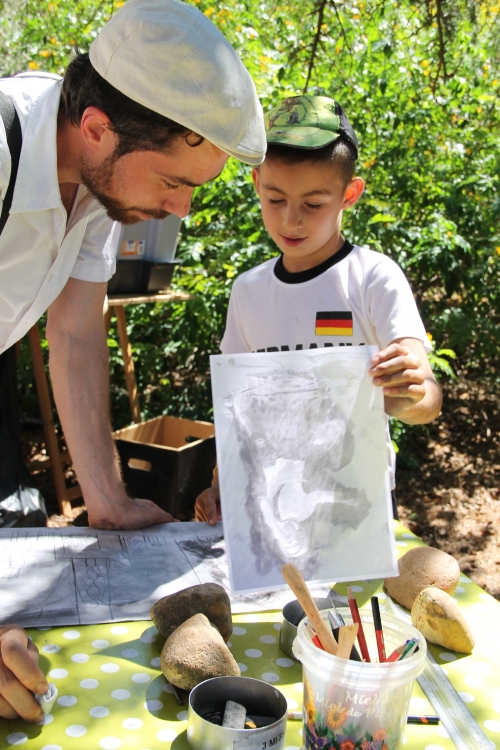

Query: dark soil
20 377 500 599
396 376 500 600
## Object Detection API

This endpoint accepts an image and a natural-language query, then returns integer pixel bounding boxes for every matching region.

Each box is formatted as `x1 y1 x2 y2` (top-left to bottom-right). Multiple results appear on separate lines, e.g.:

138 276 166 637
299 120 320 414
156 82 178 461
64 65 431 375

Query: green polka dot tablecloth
1 521 499 750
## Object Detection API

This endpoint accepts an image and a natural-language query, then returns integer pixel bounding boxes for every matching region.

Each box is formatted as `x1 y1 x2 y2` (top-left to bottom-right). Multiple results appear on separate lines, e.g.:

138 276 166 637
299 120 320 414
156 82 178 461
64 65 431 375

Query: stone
384 546 460 610
411 587 475 653
150 583 232 642
161 613 240 690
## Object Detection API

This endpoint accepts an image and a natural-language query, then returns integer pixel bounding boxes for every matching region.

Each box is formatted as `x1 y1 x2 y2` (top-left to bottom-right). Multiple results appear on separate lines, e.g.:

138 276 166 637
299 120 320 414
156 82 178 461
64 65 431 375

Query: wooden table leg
114 305 141 424
27 324 72 517
104 308 113 334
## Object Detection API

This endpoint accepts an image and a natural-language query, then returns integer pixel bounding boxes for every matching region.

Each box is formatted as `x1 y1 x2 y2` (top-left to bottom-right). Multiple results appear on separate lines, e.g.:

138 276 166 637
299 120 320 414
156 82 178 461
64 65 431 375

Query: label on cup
233 727 285 749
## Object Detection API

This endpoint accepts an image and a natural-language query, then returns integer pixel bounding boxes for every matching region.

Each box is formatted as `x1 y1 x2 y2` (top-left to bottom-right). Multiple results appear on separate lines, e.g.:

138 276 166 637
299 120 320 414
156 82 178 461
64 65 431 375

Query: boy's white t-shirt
220 242 431 489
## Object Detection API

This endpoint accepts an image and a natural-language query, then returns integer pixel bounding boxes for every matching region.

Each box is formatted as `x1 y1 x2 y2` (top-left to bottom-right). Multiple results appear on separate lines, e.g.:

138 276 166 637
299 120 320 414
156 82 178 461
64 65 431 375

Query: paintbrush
282 564 338 655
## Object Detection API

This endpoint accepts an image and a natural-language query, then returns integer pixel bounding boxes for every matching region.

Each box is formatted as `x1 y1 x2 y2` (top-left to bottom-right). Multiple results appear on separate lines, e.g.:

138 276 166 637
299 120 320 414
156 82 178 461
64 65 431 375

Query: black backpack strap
0 90 23 236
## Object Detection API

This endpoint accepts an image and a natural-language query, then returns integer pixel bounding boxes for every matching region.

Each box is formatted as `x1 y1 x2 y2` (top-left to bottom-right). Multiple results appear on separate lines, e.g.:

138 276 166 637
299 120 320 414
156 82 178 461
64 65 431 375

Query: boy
195 95 442 524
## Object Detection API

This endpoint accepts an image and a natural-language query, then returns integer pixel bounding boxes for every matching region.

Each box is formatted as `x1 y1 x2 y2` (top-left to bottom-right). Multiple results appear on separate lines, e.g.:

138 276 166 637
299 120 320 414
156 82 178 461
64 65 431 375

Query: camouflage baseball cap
265 95 358 158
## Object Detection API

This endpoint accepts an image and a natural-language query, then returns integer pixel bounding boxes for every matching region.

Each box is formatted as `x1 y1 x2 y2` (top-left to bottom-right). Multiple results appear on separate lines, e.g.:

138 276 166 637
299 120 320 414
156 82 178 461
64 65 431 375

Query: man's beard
79 152 171 225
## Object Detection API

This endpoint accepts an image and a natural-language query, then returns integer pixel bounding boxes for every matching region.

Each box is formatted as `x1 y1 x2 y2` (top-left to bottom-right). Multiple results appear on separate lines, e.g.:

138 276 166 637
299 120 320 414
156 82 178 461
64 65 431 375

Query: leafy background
1 0 499 458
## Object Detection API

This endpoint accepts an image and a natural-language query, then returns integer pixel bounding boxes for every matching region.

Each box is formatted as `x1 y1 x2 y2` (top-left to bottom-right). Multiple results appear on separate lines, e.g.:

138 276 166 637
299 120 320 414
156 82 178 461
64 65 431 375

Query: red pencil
347 586 371 662
386 640 409 663
306 623 325 650
371 596 386 662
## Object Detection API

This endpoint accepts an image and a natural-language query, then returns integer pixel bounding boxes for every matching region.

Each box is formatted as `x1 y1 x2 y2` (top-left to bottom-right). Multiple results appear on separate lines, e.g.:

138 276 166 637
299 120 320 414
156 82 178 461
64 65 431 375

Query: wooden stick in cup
282 564 338 655
336 624 359 660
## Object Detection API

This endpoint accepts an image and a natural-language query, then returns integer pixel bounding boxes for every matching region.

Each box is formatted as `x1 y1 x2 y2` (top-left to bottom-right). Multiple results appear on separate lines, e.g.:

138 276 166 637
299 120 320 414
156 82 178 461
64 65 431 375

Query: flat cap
89 0 266 165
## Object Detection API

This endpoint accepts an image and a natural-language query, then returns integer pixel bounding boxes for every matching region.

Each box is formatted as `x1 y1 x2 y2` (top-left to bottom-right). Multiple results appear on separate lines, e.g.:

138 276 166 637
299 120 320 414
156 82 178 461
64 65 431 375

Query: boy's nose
283 205 302 230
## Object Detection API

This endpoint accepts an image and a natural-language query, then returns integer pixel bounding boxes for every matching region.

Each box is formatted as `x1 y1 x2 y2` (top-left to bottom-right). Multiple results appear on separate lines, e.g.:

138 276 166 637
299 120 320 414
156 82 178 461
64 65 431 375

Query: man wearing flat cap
0 0 265 725
0 0 265 535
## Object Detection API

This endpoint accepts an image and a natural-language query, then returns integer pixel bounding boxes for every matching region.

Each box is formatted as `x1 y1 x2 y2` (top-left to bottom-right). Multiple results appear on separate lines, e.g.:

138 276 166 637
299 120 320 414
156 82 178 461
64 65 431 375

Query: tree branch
303 0 328 93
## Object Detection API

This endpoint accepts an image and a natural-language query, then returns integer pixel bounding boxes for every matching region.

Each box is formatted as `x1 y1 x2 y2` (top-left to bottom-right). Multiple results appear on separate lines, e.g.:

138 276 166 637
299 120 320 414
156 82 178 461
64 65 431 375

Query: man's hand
0 625 47 722
369 337 442 424
195 483 221 526
88 496 178 530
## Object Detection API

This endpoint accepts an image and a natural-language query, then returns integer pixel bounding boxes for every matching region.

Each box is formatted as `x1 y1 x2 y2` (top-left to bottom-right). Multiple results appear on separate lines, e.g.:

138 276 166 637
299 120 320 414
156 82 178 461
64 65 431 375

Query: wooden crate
113 415 216 520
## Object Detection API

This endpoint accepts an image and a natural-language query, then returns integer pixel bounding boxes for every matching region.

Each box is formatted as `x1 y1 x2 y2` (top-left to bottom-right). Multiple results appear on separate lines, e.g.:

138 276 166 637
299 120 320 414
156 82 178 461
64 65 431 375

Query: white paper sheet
211 347 398 593
0 523 332 628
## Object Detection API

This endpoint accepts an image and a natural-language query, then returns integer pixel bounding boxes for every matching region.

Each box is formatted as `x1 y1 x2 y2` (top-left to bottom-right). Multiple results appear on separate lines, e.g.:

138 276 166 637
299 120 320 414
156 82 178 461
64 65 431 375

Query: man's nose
162 190 192 219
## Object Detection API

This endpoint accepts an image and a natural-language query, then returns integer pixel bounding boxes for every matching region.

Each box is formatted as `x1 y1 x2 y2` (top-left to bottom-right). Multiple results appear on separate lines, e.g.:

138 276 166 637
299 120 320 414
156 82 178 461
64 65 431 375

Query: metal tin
187 675 288 750
279 597 331 659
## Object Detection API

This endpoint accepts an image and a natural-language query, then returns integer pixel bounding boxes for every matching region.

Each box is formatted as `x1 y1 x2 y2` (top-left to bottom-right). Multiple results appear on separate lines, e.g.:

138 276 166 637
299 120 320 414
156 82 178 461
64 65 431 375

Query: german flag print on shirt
315 311 353 336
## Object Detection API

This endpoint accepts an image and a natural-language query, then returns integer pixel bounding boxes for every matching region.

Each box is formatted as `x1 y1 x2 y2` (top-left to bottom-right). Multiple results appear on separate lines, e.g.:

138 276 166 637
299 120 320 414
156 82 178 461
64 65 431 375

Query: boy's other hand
0 625 47 722
369 337 442 424
194 483 221 525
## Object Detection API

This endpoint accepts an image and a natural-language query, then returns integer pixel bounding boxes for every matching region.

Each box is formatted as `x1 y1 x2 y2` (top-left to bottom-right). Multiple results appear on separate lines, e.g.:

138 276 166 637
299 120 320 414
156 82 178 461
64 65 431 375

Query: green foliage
2 0 499 431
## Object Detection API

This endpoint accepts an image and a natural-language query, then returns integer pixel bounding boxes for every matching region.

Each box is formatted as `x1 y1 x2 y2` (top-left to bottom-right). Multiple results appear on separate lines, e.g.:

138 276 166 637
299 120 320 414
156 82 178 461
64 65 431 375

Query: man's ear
342 176 365 209
80 106 117 155
251 167 260 193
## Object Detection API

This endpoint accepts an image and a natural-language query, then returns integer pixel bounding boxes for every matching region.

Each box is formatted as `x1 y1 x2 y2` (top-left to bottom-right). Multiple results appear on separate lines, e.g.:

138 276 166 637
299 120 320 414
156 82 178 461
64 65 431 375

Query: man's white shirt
0 72 119 353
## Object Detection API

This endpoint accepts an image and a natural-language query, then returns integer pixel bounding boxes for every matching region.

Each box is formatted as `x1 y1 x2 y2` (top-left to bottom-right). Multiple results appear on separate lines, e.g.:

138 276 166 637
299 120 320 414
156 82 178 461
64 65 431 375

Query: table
1 523 499 749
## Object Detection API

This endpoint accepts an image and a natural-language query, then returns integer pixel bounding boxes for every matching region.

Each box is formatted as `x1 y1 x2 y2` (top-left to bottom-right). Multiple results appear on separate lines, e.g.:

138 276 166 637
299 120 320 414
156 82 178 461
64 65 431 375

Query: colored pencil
306 622 324 650
398 638 419 660
371 596 386 662
347 586 370 662
166 678 184 706
287 713 440 725
386 640 410 663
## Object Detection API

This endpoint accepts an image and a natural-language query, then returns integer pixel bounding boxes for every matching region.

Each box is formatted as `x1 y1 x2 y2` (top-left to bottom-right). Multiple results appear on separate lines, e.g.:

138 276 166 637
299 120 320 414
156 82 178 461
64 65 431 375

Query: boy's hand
194 482 221 526
369 337 442 424
0 625 47 722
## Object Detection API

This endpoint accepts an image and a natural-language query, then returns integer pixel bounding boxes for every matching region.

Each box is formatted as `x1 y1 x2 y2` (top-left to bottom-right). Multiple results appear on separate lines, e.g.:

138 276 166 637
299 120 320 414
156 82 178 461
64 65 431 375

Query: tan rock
161 613 240 690
411 587 475 653
150 583 232 642
384 546 460 610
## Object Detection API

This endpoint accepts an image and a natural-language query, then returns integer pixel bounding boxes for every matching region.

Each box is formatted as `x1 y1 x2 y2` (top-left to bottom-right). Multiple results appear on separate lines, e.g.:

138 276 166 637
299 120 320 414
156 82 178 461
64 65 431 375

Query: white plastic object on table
34 683 58 714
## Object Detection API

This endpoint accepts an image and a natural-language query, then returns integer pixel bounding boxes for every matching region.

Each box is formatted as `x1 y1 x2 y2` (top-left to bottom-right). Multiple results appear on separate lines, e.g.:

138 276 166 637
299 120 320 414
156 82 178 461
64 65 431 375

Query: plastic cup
292 607 426 749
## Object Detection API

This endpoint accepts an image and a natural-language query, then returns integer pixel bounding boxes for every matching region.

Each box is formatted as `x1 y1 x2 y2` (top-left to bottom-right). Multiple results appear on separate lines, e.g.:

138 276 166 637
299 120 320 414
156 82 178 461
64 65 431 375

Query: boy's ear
342 176 365 209
251 167 260 192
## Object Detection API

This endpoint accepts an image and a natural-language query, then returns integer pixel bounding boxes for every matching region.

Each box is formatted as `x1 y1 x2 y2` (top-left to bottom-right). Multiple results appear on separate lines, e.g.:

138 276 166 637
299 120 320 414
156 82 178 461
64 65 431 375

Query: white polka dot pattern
144 699 163 711
156 728 178 741
101 663 120 673
42 644 60 654
71 653 89 663
80 678 99 689
100 737 122 749
63 630 81 640
111 689 131 700
90 706 110 718
57 695 77 707
49 669 68 678
6 735 28 746
122 717 143 729
131 672 150 683
65 724 87 737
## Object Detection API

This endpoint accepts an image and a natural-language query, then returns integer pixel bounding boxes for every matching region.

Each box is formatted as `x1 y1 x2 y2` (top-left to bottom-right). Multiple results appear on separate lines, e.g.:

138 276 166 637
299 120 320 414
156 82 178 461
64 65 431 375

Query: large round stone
412 586 475 653
150 583 232 642
384 546 460 610
161 613 240 690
